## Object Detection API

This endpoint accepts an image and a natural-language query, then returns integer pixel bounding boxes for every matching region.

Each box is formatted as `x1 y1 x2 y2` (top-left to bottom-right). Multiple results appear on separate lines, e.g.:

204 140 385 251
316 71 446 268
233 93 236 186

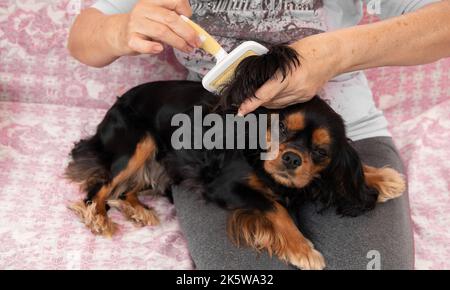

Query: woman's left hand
238 33 344 116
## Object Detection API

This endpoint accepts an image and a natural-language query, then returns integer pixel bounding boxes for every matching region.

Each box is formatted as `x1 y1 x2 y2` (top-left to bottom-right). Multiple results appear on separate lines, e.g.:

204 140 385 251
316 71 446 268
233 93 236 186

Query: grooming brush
181 15 268 93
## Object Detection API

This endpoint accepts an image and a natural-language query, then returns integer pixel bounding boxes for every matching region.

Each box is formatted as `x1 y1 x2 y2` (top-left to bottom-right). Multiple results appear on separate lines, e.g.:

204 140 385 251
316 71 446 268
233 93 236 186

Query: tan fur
108 136 157 192
228 209 278 250
312 128 331 146
108 199 159 227
68 135 167 236
364 165 406 203
285 112 305 131
247 174 275 198
92 184 111 215
68 201 117 237
227 203 325 270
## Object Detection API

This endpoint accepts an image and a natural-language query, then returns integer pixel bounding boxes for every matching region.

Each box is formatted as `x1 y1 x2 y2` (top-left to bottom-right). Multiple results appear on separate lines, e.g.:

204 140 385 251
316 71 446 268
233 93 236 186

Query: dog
65 46 405 270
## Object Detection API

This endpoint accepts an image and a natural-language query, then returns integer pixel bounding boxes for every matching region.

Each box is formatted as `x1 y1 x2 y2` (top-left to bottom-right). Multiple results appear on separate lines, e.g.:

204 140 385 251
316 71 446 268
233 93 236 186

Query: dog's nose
282 152 302 169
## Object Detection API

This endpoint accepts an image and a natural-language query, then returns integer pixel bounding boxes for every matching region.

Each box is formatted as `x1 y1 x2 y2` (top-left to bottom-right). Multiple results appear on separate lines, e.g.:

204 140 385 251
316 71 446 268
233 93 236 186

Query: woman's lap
172 137 414 270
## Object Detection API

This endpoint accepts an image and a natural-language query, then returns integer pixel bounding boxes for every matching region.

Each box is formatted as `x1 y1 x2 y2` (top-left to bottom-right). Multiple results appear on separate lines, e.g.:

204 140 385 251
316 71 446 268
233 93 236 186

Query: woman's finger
263 96 300 109
152 0 193 17
238 78 285 115
128 33 164 54
143 5 200 47
134 18 193 53
237 97 264 117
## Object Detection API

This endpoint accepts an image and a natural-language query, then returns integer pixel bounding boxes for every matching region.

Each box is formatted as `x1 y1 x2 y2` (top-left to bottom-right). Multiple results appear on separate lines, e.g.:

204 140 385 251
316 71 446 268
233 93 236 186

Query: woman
68 0 450 269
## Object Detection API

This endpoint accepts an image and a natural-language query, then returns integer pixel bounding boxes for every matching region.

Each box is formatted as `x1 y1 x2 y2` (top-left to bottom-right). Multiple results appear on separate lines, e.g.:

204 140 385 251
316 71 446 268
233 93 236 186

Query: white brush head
202 41 269 93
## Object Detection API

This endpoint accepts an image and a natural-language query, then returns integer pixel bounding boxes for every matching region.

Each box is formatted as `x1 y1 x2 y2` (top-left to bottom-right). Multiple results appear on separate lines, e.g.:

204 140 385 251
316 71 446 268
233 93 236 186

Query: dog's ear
323 141 378 216
215 45 300 112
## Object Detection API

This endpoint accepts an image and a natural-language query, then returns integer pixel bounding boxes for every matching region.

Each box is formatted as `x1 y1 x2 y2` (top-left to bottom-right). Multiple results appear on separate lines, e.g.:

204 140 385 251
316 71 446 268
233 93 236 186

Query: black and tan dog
66 46 405 270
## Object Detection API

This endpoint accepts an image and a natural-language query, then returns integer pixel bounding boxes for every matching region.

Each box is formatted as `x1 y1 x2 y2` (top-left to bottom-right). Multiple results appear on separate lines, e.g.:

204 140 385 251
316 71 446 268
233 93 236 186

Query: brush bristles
210 50 258 91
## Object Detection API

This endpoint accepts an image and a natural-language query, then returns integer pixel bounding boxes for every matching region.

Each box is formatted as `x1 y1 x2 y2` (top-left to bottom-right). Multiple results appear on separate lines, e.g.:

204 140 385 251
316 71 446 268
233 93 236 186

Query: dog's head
263 99 338 189
264 99 378 216
220 45 378 215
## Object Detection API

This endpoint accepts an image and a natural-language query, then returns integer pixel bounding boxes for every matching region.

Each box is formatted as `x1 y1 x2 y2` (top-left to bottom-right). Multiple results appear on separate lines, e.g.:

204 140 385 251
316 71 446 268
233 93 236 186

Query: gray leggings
172 137 414 270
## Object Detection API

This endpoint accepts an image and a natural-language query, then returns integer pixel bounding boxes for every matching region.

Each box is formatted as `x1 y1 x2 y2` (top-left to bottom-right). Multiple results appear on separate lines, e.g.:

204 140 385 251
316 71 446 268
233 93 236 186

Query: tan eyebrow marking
285 112 305 131
312 128 331 146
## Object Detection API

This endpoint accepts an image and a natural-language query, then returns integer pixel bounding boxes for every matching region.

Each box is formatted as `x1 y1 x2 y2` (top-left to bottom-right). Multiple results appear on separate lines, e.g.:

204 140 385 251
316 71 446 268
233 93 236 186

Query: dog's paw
287 244 325 270
108 199 160 227
68 200 118 237
88 212 118 237
364 166 406 203
375 168 406 203
283 239 325 270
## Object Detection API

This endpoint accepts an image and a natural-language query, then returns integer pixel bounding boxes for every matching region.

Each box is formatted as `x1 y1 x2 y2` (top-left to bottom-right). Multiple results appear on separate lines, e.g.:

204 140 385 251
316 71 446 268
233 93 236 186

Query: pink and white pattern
0 0 449 269
0 101 194 269
367 64 450 270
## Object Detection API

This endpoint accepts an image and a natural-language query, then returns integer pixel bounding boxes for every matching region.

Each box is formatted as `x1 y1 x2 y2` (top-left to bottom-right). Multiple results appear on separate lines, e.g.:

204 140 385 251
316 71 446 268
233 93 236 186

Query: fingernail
153 45 164 53
237 110 244 117
196 36 204 47
185 45 194 53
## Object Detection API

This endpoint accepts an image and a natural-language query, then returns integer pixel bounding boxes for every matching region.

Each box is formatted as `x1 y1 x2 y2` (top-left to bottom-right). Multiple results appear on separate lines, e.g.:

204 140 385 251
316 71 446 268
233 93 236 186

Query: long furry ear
215 45 300 112
321 141 378 217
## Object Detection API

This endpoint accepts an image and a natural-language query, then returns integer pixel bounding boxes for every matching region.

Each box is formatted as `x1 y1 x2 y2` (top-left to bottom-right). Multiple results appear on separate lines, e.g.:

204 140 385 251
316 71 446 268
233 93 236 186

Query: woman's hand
68 0 202 67
120 0 202 55
238 1 450 116
238 33 343 116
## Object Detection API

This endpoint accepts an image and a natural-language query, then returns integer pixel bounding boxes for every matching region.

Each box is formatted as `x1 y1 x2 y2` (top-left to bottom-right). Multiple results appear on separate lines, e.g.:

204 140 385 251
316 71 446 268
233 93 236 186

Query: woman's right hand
120 0 202 55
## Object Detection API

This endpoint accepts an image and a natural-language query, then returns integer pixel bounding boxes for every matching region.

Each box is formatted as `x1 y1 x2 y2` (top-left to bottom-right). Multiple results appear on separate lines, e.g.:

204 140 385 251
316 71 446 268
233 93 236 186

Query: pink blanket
0 0 448 269
366 65 450 269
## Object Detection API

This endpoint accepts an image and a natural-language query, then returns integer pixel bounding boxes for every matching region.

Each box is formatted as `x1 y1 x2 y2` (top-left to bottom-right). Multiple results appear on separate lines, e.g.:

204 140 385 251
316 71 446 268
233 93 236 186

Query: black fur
217 45 300 112
66 45 379 223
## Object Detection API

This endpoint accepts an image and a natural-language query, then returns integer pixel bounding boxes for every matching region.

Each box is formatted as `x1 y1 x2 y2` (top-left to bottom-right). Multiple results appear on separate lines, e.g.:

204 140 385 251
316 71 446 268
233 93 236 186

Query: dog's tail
65 135 111 198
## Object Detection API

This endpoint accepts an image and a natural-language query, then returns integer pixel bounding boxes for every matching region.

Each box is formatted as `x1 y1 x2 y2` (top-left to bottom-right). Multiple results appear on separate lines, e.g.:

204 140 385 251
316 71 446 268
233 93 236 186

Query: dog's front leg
363 165 406 203
227 202 325 270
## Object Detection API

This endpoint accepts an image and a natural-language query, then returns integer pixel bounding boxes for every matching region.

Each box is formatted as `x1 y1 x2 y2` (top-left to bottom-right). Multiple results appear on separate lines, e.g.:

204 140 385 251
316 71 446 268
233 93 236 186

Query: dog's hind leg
69 135 157 236
69 184 118 237
108 190 160 227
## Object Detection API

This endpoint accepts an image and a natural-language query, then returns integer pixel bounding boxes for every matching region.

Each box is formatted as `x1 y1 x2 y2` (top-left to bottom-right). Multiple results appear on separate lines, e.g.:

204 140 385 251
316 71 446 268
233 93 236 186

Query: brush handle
181 15 228 62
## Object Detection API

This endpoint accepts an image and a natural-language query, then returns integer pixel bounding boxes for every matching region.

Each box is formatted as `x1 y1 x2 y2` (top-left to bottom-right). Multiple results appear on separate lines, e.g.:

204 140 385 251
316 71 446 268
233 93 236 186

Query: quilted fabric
0 0 448 269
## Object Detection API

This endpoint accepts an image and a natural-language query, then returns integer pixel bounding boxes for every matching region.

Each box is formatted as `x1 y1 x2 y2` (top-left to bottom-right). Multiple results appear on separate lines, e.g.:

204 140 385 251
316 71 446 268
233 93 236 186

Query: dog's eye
314 148 328 157
279 122 287 134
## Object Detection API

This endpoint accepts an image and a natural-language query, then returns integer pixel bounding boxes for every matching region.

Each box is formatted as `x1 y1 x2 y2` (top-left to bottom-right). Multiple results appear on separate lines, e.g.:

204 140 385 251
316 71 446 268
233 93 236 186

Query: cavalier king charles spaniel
66 46 405 270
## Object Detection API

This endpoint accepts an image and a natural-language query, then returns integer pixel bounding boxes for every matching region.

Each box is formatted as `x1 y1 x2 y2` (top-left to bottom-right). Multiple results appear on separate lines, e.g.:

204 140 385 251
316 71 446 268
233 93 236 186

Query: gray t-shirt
92 0 437 140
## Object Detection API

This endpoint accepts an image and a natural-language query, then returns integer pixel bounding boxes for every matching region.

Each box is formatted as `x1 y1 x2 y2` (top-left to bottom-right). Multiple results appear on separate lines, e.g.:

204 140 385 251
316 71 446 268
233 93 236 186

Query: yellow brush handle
181 15 223 57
